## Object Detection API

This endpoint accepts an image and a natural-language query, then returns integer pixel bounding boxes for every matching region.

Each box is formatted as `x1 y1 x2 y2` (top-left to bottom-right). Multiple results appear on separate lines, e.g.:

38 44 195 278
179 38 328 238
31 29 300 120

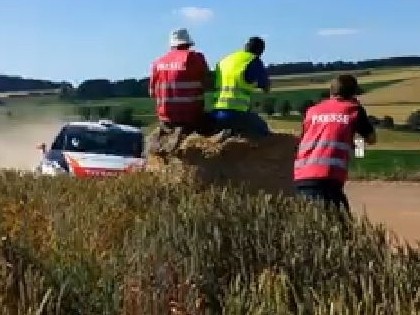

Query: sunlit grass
1 171 420 313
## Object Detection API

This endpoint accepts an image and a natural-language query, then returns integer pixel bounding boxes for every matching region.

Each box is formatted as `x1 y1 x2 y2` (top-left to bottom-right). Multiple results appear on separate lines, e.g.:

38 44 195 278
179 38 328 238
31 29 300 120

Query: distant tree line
0 75 65 92
0 75 150 99
259 95 420 132
260 97 318 118
266 56 420 76
3 56 420 98
368 111 420 131
63 78 150 100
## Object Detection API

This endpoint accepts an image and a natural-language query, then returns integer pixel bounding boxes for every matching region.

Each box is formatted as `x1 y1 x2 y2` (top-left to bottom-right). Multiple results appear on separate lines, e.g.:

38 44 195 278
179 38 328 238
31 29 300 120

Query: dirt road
346 181 420 244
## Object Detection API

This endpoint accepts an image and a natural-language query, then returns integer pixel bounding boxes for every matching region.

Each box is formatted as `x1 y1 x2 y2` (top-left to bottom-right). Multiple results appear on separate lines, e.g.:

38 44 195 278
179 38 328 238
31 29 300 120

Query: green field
270 67 420 90
350 150 420 179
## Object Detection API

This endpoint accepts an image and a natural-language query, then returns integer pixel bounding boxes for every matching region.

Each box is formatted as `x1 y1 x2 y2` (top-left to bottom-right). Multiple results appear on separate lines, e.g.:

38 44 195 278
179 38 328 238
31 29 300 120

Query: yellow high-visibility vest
213 50 257 112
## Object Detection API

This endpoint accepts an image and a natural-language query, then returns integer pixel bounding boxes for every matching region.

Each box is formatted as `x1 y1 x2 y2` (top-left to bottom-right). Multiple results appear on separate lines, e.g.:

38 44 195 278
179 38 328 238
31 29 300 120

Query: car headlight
38 160 66 176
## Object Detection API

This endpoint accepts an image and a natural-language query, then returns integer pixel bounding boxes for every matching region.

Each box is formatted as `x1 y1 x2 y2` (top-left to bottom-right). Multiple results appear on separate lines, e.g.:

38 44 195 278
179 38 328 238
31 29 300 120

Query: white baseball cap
170 28 195 47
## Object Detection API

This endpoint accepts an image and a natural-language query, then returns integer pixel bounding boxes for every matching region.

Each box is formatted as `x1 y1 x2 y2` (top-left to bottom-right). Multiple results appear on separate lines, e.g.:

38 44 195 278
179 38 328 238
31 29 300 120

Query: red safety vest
294 98 360 183
150 49 206 124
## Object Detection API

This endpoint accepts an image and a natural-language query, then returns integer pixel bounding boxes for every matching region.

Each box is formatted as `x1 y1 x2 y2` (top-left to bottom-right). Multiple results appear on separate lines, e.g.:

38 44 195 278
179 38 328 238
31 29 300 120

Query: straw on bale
146 131 298 196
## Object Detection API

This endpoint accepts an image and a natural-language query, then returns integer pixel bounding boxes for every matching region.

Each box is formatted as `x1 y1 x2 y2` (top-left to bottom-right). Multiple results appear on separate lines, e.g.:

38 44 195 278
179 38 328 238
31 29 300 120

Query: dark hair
244 37 265 56
330 74 361 99
174 43 192 50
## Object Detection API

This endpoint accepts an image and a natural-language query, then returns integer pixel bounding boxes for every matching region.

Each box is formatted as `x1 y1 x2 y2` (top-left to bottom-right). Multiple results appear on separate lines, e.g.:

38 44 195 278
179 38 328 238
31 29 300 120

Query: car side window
51 129 65 150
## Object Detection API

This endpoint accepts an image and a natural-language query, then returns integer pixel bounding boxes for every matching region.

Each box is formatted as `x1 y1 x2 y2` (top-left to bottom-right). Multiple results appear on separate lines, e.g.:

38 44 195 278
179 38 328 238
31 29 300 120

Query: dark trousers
295 180 350 213
295 180 352 230
160 112 214 136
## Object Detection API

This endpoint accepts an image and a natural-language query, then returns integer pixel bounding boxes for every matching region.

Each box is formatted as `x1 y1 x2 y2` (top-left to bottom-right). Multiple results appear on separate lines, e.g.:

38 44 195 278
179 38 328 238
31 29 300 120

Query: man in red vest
148 28 211 154
294 74 377 213
149 28 210 131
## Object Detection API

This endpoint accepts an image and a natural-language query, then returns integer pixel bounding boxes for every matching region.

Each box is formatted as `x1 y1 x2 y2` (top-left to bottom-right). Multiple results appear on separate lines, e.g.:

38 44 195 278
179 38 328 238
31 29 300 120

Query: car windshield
51 126 143 157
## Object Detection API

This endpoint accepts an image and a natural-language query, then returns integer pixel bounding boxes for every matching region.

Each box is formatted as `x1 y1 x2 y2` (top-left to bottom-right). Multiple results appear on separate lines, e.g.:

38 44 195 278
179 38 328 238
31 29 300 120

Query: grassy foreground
1 171 420 314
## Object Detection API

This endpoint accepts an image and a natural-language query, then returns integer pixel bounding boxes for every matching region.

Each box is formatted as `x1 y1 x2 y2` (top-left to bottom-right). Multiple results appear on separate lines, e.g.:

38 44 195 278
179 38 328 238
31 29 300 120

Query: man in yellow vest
211 37 271 138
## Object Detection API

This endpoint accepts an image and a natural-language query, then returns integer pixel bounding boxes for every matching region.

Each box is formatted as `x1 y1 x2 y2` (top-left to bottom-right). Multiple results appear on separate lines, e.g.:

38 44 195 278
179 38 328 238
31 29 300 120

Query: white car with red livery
35 120 146 177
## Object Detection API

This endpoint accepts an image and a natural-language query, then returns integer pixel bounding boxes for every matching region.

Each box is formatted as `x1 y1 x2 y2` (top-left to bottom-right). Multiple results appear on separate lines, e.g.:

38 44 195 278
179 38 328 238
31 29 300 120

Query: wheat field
271 67 420 91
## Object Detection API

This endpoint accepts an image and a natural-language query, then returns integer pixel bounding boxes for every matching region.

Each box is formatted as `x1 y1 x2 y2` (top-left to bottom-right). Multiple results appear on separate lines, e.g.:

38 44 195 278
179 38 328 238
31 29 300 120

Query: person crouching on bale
148 28 212 154
211 36 272 139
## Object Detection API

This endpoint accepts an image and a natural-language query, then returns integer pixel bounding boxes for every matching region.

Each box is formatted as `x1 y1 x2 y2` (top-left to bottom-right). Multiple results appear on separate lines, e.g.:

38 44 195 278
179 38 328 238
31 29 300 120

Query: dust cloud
0 119 64 170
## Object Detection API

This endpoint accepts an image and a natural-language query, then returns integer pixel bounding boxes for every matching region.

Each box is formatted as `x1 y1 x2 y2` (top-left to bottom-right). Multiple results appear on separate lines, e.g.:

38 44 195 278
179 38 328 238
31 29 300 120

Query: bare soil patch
346 181 420 244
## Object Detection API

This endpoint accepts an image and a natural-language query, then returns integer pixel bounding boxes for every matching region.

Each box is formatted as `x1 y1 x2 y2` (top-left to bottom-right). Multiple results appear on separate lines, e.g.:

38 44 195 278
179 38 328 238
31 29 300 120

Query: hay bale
145 130 298 196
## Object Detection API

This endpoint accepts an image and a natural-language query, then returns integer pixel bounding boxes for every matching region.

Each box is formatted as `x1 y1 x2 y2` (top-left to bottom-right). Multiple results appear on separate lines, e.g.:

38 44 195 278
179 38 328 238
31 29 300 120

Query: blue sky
1 0 419 84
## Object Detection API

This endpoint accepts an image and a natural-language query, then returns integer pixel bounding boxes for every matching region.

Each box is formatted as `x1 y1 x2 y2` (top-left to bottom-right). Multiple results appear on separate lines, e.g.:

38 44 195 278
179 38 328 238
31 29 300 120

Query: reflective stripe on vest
213 51 256 112
157 95 204 104
294 157 347 170
218 86 253 95
156 81 202 89
298 140 352 153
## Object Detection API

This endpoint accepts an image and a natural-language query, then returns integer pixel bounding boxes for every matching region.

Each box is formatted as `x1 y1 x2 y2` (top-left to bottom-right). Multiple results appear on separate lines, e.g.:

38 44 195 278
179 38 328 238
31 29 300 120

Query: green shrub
368 115 381 126
296 99 315 116
381 115 395 129
111 106 134 125
76 106 91 121
97 105 111 119
407 110 420 131
262 97 276 116
277 100 292 117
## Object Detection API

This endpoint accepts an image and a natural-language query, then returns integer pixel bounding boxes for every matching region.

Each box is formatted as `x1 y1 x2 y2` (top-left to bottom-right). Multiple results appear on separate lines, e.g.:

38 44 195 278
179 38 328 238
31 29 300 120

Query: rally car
34 120 146 177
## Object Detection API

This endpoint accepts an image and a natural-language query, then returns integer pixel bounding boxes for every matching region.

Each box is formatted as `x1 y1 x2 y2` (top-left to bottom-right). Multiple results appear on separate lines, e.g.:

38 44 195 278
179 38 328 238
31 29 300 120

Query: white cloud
174 7 214 24
317 28 360 36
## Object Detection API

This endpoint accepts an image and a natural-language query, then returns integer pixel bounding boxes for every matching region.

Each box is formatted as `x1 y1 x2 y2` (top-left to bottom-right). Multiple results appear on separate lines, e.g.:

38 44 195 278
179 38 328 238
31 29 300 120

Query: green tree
407 110 420 131
113 79 142 97
262 97 276 116
59 82 75 100
138 78 150 97
77 79 113 99
277 100 292 117
319 90 330 100
77 106 92 121
97 106 112 119
296 99 315 116
112 106 134 125
381 116 395 129
368 115 380 126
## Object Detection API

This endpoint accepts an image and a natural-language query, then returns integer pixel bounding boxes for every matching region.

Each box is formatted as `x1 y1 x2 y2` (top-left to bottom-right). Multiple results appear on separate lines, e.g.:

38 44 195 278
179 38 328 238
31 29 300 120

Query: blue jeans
210 110 271 137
